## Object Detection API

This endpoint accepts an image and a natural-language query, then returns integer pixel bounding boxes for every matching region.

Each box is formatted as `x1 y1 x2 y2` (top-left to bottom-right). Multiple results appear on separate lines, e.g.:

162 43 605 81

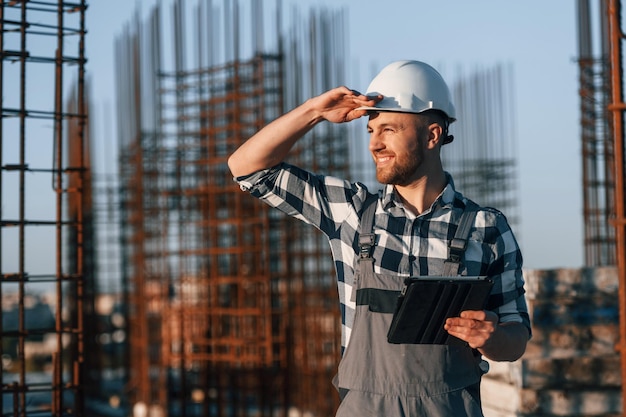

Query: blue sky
85 0 585 270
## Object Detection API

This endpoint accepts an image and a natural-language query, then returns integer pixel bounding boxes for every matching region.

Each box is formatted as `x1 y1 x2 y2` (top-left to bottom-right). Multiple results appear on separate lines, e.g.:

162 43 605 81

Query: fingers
445 310 497 331
336 86 382 105
444 310 497 348
461 309 498 323
350 88 363 96
316 87 382 123
349 88 382 101
444 317 490 334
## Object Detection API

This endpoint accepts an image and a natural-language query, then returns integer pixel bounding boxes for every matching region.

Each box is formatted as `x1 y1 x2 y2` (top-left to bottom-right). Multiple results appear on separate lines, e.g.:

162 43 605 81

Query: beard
375 141 425 186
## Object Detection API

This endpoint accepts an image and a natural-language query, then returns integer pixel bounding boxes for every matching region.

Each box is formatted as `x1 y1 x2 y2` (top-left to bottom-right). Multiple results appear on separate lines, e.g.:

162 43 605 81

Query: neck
394 170 447 215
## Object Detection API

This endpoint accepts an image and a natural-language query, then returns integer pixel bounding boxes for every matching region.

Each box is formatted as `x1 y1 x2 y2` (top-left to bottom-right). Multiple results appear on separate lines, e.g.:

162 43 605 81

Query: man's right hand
228 86 381 178
309 86 382 124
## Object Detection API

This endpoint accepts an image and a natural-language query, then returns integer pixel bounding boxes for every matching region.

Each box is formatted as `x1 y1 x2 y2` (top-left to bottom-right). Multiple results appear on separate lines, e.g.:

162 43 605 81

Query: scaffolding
1 1 89 416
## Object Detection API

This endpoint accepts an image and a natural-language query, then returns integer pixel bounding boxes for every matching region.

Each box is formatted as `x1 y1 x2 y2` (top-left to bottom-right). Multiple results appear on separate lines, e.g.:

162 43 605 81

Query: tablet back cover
387 277 493 345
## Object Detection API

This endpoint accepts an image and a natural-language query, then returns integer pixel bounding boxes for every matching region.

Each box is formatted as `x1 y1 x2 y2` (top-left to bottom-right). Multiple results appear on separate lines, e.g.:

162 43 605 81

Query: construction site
1 1 625 416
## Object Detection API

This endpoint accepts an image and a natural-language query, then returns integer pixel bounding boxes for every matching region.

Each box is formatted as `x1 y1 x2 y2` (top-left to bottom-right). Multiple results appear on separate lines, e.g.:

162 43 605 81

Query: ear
426 123 444 150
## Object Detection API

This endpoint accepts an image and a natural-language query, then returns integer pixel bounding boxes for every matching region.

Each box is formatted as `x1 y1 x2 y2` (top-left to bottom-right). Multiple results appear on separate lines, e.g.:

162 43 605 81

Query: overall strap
442 204 479 276
358 193 378 258
350 193 378 303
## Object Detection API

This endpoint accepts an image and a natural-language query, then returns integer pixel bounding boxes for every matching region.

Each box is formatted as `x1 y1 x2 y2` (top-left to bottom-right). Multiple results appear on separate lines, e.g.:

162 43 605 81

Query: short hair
419 110 453 145
421 110 448 128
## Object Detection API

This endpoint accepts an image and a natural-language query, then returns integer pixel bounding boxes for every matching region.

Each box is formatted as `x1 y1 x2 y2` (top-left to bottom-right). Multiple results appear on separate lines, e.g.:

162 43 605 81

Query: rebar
606 0 626 410
114 2 349 415
578 0 618 266
1 0 88 416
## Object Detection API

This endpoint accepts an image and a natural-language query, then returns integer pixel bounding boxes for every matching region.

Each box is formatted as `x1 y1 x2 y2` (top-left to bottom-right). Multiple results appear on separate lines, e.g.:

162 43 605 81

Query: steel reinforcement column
607 0 626 411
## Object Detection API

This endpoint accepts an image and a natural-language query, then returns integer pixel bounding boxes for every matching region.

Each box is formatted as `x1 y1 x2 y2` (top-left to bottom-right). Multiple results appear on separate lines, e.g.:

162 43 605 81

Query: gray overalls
334 196 486 417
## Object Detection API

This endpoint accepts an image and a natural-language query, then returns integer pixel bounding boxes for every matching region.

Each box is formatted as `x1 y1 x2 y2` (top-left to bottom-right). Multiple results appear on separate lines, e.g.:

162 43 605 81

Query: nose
369 130 383 153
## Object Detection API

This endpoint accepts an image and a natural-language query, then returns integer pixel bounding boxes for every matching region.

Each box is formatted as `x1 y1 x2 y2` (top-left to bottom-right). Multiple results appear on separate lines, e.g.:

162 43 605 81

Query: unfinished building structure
0 0 524 416
602 0 626 410
577 2 626 404
0 1 92 416
577 0 622 267
115 1 348 416
443 63 520 227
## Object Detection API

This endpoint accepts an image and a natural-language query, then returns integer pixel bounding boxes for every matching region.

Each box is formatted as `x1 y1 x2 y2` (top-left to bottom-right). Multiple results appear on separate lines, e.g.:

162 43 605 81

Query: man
228 60 530 416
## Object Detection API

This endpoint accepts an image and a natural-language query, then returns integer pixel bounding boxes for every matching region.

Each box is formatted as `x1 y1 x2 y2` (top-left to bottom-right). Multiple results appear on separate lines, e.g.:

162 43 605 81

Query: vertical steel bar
17 2 27 414
12 383 18 417
173 2 186 415
601 0 617 266
578 0 597 265
155 5 168 412
224 0 231 63
53 0 65 413
132 18 149 410
0 1 4 412
234 0 239 62
206 0 213 67
75 1 88 413
196 2 202 69
607 0 626 410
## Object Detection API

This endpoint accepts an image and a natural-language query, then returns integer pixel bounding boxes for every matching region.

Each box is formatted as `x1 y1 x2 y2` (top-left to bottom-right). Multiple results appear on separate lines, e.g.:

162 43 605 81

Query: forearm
228 87 379 178
228 99 323 178
478 321 529 362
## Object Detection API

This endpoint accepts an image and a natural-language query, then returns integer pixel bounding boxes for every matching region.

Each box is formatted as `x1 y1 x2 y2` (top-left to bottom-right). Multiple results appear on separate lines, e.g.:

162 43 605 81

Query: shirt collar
380 172 459 215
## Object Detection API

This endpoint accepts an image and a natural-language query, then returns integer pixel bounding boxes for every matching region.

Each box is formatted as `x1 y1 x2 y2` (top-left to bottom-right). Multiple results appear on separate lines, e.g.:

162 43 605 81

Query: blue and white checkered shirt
236 163 530 351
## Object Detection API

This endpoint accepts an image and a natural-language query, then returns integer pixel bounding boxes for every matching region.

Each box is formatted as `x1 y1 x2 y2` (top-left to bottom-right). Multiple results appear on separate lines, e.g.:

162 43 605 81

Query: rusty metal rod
18 1 27 414
0 2 5 413
607 0 626 412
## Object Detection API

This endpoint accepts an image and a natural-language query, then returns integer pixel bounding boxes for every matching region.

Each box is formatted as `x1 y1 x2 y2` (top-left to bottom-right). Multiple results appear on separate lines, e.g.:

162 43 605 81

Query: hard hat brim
356 105 456 122
356 105 420 113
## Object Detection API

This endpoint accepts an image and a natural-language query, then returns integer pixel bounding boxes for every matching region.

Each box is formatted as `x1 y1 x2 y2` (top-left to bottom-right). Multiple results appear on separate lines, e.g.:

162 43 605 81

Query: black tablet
387 276 494 345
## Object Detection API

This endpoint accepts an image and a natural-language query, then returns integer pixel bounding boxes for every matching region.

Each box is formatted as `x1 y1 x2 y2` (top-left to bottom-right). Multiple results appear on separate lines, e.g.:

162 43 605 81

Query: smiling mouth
376 155 394 165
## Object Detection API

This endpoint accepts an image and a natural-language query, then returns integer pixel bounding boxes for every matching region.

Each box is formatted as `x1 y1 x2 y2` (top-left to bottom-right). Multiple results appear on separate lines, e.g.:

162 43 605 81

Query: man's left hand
444 310 498 349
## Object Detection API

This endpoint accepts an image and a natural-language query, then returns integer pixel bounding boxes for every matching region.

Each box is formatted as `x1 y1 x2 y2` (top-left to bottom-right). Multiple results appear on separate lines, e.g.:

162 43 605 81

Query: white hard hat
358 60 456 122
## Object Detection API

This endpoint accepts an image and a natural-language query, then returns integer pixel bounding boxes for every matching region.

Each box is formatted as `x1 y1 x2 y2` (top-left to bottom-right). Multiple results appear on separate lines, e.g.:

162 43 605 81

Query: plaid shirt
236 163 530 350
